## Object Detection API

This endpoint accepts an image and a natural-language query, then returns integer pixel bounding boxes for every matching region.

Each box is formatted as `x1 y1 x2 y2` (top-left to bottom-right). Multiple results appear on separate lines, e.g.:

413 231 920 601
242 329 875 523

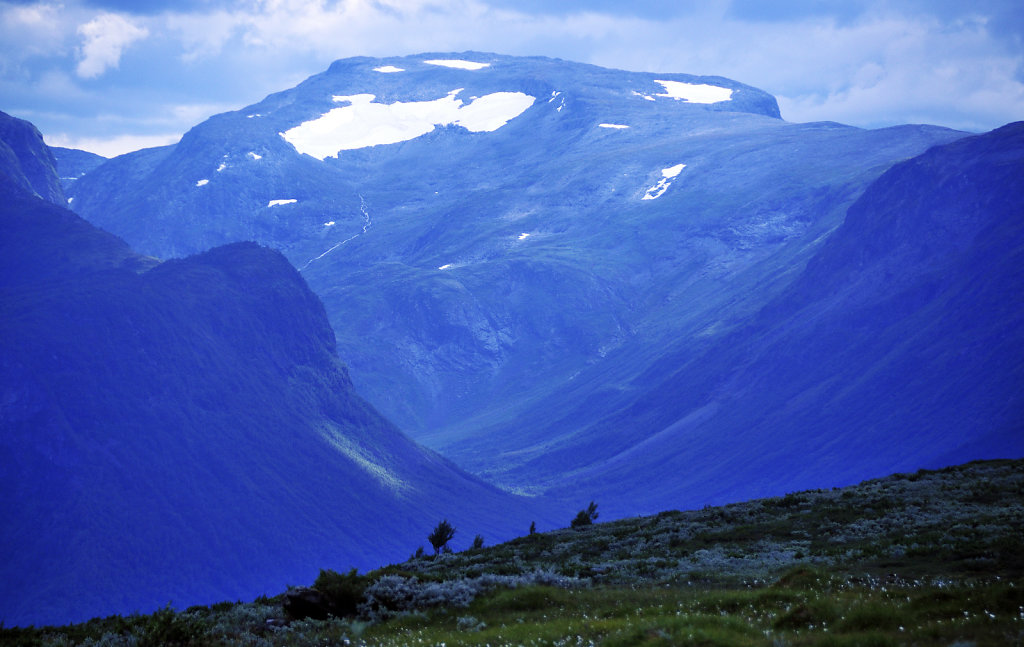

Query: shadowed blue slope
0 112 555 627
537 122 1024 515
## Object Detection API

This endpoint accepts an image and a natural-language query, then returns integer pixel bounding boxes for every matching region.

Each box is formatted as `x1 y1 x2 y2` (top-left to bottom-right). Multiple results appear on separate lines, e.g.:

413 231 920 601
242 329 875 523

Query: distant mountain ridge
51 146 107 192
0 110 552 627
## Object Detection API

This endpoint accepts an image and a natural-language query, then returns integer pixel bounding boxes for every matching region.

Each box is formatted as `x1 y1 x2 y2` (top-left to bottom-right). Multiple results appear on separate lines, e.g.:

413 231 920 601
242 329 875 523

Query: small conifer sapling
571 501 599 528
428 519 456 554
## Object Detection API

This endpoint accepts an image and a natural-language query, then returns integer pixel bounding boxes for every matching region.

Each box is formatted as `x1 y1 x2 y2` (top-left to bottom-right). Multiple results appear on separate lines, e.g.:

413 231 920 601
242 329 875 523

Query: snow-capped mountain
65 53 1019 514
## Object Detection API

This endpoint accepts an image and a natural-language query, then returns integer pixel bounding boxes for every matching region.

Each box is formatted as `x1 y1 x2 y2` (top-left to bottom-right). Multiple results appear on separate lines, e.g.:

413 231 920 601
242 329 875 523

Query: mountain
51 146 107 193
66 54 987 505
0 111 553 627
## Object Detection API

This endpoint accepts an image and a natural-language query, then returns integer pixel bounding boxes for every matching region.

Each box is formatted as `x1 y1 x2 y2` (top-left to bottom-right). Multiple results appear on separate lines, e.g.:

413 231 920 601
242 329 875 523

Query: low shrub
313 568 369 617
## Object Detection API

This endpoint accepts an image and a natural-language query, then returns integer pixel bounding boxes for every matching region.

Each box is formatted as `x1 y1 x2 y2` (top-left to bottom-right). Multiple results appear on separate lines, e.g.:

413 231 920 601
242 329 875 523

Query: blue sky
2 0 1021 156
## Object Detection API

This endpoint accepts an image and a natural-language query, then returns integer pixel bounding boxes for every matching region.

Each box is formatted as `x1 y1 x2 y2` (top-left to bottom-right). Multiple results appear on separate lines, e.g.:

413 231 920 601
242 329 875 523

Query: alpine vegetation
4 459 1020 646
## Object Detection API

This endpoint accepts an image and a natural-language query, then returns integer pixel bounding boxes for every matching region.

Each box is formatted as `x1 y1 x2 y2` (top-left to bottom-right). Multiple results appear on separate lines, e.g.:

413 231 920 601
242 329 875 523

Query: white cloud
763 16 1024 129
157 0 1018 131
164 9 239 61
169 102 239 125
0 2 76 65
75 13 149 78
44 132 180 157
4 0 1022 148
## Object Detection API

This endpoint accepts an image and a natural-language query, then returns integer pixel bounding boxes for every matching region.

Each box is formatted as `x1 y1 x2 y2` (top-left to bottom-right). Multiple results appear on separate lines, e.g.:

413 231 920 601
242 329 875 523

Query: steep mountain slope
532 122 1024 515
0 114 554 627
0 110 64 205
66 54 967 484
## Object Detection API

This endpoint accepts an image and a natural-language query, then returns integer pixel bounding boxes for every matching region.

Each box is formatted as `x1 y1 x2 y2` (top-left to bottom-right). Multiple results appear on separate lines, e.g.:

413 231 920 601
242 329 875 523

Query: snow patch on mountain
216 162 227 172
280 89 535 159
319 423 407 493
654 80 733 104
374 65 404 73
599 123 630 129
196 179 208 187
518 232 531 241
424 59 489 70
268 199 297 207
248 152 262 160
642 163 686 200
632 90 656 101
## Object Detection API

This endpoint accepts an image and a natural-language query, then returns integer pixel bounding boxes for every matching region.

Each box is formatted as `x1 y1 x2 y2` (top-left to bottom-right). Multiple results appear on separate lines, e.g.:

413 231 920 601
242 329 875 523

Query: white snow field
599 123 630 129
642 163 686 200
268 199 297 207
281 90 535 159
423 59 490 70
195 179 209 187
654 80 733 104
374 65 404 73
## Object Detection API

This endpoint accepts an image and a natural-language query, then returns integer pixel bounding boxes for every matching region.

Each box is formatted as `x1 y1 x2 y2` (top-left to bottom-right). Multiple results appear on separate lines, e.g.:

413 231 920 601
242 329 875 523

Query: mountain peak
312 52 781 120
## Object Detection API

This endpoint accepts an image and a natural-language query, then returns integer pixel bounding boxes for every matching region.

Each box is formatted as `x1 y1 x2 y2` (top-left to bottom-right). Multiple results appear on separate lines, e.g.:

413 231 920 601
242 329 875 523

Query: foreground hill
64 55 971 507
0 112 552 627
5 458 1020 646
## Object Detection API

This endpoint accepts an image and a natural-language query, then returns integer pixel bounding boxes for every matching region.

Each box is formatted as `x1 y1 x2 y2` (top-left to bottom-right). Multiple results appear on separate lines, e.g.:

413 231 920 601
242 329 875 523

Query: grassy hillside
4 458 1021 646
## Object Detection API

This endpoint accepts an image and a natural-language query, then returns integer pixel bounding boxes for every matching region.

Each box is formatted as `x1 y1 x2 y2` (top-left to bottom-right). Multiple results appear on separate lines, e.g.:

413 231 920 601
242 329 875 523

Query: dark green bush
313 568 369 617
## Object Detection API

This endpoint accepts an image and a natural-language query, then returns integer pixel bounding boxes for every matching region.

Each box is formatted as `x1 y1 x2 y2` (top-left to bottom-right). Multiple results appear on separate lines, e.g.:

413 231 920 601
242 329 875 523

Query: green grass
4 458 1022 646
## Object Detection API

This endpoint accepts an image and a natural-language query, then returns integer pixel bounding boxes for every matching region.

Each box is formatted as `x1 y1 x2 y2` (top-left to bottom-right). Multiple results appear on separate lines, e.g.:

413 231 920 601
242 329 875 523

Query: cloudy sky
2 0 1022 157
